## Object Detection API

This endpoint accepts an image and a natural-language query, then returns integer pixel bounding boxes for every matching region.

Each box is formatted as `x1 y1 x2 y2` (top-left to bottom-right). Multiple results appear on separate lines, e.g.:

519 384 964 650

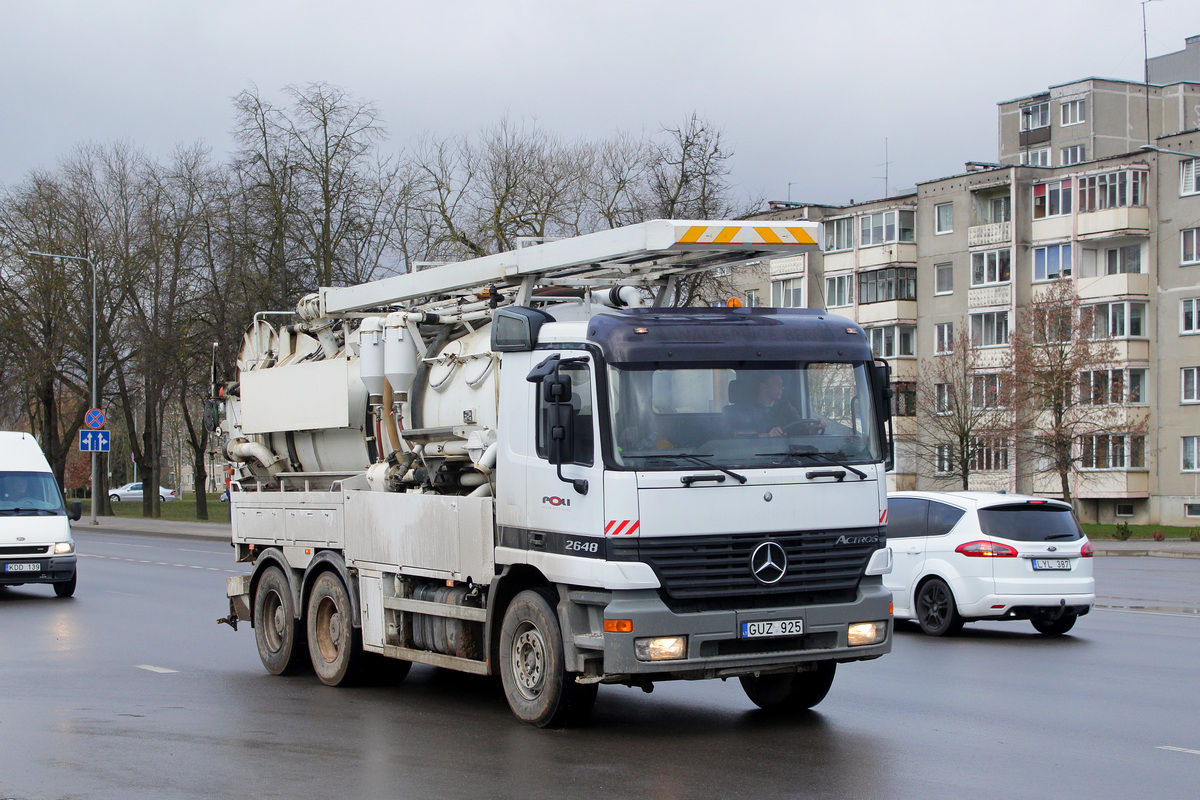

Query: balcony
1077 273 1150 300
857 300 917 325
822 250 855 273
1031 216 1073 241
858 243 916 268
1077 207 1150 238
968 221 1011 248
769 254 806 278
1075 470 1150 500
968 284 1012 309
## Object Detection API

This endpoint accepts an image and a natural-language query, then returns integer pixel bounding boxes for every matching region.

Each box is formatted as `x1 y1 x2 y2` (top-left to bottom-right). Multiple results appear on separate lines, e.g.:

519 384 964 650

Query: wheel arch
250 548 301 623
301 550 362 629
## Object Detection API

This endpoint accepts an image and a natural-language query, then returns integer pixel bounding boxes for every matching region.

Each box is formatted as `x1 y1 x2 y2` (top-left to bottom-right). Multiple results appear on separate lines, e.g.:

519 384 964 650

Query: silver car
109 482 178 503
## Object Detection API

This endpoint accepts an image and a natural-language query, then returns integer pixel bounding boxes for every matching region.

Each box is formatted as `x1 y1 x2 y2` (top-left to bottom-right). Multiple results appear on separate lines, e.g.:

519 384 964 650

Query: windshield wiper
626 452 747 484
756 447 868 480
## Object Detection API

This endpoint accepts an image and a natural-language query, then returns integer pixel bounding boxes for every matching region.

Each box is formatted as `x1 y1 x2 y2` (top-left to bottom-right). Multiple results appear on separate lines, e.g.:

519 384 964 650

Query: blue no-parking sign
85 408 105 429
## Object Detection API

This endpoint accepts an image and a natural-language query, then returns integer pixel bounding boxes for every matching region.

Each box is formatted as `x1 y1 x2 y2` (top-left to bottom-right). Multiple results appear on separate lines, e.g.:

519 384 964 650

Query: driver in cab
726 373 809 437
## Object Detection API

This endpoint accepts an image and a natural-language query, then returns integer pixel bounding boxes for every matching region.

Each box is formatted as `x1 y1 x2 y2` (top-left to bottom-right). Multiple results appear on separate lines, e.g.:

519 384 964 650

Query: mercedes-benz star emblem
750 541 787 585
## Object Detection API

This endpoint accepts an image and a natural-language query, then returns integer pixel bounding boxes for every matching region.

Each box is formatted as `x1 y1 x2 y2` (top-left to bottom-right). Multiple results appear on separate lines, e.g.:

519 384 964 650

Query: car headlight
847 621 887 646
54 541 75 555
634 636 687 661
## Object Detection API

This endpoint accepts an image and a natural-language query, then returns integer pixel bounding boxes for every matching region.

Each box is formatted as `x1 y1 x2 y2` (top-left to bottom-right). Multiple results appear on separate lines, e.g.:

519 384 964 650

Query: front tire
499 588 597 727
306 571 364 686
1031 610 1077 636
740 662 836 711
109 494 119 503
915 577 963 636
253 566 307 675
53 572 77 598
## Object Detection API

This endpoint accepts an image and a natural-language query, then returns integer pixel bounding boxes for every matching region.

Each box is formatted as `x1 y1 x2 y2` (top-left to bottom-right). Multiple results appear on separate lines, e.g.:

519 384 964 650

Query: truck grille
608 529 882 611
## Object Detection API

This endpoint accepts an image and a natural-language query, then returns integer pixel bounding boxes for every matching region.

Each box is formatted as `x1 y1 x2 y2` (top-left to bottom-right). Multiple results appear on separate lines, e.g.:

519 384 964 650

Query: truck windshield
0 471 67 515
607 362 882 470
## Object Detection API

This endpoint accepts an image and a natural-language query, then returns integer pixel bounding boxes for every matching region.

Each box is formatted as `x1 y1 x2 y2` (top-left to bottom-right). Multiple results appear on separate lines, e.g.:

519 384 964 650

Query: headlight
847 621 887 647
634 636 687 661
54 541 75 555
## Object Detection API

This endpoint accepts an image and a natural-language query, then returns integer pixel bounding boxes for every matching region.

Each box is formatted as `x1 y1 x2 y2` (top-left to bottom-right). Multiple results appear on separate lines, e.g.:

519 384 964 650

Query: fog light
847 621 886 646
54 541 74 555
634 636 687 661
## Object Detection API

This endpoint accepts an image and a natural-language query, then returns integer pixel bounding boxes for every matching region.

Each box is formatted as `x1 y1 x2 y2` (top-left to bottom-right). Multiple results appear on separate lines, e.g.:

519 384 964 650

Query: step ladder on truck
215 218 896 727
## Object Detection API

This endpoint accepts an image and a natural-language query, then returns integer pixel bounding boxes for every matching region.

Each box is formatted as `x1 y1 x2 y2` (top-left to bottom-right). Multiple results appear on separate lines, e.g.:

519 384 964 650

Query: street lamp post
29 251 100 526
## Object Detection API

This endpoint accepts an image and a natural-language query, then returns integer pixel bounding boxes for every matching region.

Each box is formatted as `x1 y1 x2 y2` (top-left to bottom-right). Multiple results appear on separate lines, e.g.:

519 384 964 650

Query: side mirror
69 501 82 522
546 402 576 466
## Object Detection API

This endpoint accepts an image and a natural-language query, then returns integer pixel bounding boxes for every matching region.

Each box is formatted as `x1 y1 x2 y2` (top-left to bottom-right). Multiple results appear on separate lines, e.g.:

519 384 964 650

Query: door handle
530 532 546 550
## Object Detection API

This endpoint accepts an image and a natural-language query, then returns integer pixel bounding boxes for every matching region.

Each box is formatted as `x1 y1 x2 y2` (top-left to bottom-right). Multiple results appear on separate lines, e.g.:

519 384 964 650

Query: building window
859 209 915 247
1186 503 1200 517
1033 307 1073 345
1081 434 1145 470
1061 99 1086 126
971 248 1011 287
1104 244 1142 275
1033 243 1072 282
1078 170 1147 212
858 267 917 304
825 274 853 308
744 289 760 308
1020 102 1050 131
1183 367 1200 403
1082 302 1146 339
935 262 954 295
970 373 1007 409
935 203 954 234
936 444 954 474
824 217 854 253
970 311 1010 348
1182 228 1200 265
1021 148 1051 167
970 436 1009 472
1182 436 1200 471
1061 145 1085 166
771 278 804 308
866 325 915 359
1184 298 1200 334
1033 179 1072 219
1115 503 1134 517
935 322 954 354
892 382 916 417
1181 159 1200 197
1081 368 1147 405
935 383 954 415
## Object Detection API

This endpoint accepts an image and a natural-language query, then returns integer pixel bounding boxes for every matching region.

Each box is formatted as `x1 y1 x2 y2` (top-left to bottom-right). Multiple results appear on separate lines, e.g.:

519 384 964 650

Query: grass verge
80 493 231 524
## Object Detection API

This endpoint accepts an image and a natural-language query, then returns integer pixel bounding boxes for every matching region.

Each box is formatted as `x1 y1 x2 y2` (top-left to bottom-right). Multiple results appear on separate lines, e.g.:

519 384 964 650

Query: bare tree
1008 279 1148 507
911 324 1014 490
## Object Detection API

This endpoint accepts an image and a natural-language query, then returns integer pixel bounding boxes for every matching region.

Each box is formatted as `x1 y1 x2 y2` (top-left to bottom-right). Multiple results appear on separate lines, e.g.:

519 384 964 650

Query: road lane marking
135 665 179 674
1158 746 1200 756
78 553 240 574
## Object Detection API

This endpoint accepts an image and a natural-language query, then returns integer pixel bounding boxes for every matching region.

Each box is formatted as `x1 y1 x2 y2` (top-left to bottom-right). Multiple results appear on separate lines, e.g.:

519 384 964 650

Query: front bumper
0 554 77 586
598 582 893 679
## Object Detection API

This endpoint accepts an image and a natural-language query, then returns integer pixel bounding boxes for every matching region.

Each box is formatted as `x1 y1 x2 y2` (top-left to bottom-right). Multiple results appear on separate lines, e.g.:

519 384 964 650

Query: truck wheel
740 662 836 711
254 566 307 675
53 572 77 598
306 571 364 686
499 588 597 727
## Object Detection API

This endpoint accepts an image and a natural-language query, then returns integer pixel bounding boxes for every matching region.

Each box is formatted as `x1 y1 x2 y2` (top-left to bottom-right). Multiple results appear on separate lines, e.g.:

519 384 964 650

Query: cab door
522 353 606 554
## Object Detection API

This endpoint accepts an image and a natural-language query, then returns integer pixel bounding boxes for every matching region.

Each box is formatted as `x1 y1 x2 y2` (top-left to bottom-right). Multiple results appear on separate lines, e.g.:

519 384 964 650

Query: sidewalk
74 516 1200 557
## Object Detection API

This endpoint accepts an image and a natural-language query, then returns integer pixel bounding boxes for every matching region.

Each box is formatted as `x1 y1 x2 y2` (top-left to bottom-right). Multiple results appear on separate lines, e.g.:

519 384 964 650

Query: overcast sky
3 1 1198 208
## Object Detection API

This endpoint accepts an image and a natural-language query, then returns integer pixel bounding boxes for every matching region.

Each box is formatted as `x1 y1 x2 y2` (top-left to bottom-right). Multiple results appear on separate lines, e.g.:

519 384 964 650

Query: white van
0 431 80 597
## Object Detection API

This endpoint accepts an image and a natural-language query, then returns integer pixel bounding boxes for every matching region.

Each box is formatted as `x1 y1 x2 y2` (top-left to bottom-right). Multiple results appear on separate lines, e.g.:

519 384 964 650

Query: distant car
884 491 1094 636
109 482 178 503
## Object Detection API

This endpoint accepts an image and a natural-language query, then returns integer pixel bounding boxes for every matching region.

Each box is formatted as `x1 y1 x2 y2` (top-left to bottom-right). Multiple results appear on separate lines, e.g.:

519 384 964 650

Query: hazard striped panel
675 224 818 247
605 519 641 536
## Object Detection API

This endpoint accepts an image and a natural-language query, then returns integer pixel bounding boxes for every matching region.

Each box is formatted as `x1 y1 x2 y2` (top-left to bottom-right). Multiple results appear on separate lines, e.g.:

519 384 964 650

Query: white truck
217 219 895 726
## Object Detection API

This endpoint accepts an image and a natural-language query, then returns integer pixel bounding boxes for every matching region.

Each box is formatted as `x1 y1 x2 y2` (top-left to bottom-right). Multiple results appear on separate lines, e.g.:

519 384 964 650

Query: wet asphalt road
1 531 1198 800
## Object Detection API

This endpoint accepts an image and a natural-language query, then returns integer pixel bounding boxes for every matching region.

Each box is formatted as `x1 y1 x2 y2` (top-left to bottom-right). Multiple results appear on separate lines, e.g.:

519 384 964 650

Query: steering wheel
782 418 825 435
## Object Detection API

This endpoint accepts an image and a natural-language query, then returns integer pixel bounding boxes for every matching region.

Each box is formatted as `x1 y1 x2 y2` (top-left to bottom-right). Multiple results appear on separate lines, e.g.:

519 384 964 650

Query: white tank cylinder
358 317 386 400
384 312 419 397
416 324 499 431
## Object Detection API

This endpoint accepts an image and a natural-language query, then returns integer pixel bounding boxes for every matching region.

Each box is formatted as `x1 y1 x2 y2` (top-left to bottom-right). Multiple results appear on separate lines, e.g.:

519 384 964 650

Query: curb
1095 549 1200 559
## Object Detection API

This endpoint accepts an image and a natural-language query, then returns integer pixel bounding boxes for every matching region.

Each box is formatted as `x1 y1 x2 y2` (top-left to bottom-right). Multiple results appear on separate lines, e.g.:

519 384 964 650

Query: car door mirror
69 501 82 522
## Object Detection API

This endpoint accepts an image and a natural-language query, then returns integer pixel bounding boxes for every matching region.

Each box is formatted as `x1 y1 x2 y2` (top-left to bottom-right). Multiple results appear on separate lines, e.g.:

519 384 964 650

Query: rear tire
306 571 364 686
499 587 597 727
1031 610 1077 636
254 566 307 675
53 572 77 598
915 577 963 636
740 662 836 711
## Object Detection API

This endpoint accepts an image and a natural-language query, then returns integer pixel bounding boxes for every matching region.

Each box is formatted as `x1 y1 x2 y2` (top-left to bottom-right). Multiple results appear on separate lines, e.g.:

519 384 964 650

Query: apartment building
737 53 1200 526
